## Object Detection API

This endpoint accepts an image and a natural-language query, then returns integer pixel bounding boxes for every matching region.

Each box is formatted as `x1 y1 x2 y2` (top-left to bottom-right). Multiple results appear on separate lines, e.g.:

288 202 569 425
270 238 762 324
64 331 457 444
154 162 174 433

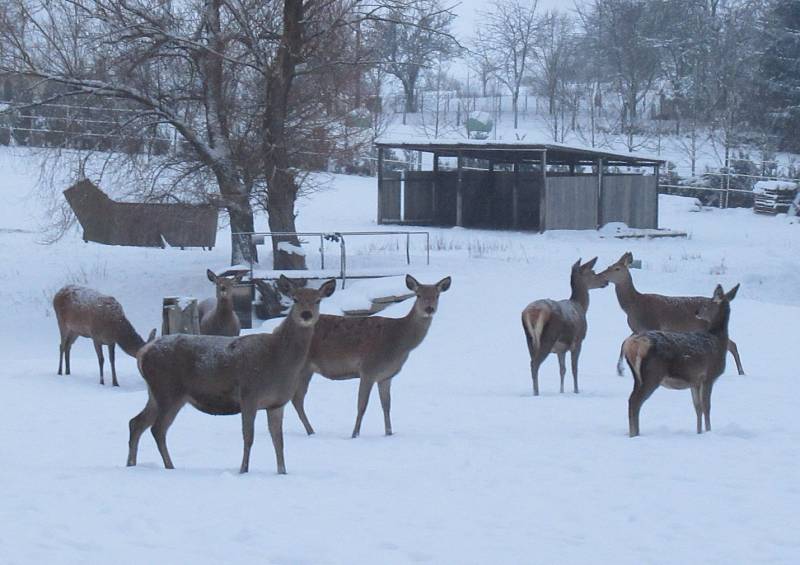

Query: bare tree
475 0 539 130
370 0 457 118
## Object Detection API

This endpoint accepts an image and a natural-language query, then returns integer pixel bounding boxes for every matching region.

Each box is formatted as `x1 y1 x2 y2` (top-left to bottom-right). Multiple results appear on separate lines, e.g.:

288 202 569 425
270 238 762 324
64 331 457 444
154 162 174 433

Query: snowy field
1 146 799 564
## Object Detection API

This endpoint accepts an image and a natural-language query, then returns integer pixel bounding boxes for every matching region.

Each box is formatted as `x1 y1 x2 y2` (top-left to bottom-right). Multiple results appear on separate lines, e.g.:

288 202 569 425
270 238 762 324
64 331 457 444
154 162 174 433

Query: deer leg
127 395 157 466
109 343 118 387
570 344 582 394
151 398 184 470
291 369 315 436
378 378 393 436
239 401 258 474
352 377 374 438
58 334 65 375
727 339 745 376
691 386 703 434
628 377 660 438
523 322 540 396
93 340 105 385
267 405 286 475
557 352 567 394
64 334 77 375
702 381 714 432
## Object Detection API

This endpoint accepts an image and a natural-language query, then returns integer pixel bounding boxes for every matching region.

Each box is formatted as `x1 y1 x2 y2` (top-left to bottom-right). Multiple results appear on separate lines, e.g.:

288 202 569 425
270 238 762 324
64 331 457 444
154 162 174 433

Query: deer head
207 269 245 303
277 275 336 327
572 257 608 290
405 274 452 318
696 283 739 327
598 252 633 286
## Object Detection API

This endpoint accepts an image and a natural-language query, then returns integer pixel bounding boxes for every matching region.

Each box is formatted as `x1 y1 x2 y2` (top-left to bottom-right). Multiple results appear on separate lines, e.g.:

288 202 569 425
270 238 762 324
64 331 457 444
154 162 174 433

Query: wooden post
654 163 660 229
512 161 520 229
539 151 548 232
432 153 439 223
457 152 464 227
597 157 604 229
377 146 384 224
162 297 200 335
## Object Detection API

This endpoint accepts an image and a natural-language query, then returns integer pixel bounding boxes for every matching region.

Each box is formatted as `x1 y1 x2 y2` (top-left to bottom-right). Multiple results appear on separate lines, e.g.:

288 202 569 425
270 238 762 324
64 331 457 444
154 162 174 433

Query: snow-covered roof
375 136 665 165
753 180 798 194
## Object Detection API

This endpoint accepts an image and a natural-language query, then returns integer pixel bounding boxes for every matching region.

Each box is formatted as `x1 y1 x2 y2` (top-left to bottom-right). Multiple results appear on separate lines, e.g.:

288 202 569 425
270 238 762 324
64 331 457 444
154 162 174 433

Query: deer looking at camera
127 276 336 474
623 283 739 437
291 274 451 439
599 252 745 376
198 269 244 336
54 285 156 386
521 258 608 396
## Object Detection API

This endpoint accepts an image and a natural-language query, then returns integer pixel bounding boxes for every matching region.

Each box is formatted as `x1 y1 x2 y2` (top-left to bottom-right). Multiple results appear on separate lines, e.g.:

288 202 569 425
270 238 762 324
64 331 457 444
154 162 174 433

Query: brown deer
127 276 336 474
521 258 608 396
54 285 156 386
600 252 744 376
198 269 244 336
291 274 451 438
623 283 739 437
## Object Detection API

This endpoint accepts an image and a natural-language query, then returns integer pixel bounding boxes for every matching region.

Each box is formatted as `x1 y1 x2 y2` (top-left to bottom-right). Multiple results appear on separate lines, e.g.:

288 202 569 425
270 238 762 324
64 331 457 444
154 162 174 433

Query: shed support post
512 161 520 229
539 151 547 232
432 153 439 223
654 163 660 229
597 157 603 229
457 152 464 227
377 146 384 224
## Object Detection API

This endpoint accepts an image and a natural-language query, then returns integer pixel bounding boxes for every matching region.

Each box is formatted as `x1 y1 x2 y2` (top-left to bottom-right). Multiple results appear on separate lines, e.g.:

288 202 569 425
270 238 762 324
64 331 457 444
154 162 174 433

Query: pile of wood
753 181 798 215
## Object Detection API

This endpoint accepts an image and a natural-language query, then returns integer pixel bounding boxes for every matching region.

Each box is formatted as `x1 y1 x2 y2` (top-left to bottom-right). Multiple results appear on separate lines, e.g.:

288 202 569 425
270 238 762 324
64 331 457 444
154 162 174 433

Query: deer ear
436 276 452 293
572 258 582 271
206 269 217 283
726 283 740 301
623 252 633 265
712 284 725 299
582 257 598 271
320 278 337 298
277 275 294 296
406 274 420 292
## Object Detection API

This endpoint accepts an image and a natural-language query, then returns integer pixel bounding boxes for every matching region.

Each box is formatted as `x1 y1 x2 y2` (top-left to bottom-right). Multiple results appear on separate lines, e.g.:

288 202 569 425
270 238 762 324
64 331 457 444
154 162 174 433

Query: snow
277 240 306 256
1 145 799 563
753 180 798 193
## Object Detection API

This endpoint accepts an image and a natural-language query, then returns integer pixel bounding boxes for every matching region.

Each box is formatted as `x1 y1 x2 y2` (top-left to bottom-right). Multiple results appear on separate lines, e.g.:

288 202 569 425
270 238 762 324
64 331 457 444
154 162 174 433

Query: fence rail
233 230 431 288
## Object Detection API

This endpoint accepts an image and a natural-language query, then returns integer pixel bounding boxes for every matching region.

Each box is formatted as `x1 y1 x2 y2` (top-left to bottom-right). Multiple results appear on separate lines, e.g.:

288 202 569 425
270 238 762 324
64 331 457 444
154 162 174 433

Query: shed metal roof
375 137 665 166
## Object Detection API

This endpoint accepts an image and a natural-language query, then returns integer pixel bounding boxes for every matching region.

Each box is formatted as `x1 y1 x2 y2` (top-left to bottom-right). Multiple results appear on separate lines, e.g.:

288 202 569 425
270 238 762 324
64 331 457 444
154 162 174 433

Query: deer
54 285 156 386
521 258 608 396
623 283 739 437
599 252 745 376
198 269 244 336
127 275 336 474
291 274 451 439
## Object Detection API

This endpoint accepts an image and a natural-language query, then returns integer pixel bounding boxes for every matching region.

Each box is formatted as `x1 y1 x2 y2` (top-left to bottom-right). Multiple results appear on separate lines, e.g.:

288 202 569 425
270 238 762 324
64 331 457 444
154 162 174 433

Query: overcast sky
450 0 578 44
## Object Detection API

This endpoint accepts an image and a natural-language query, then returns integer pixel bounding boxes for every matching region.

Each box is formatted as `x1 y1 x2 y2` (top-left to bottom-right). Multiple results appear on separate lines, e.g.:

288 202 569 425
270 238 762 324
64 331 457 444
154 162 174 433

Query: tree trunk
403 79 417 113
262 0 307 271
228 196 258 266
512 90 519 129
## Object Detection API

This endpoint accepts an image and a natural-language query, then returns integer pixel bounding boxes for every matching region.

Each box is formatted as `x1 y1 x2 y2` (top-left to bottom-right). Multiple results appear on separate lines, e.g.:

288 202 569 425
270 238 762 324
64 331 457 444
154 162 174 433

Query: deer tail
522 306 550 354
622 335 651 385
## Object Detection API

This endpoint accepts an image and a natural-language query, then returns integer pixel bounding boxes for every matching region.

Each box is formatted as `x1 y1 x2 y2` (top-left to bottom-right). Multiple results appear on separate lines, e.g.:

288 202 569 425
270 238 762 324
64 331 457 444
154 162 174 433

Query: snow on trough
0 146 798 564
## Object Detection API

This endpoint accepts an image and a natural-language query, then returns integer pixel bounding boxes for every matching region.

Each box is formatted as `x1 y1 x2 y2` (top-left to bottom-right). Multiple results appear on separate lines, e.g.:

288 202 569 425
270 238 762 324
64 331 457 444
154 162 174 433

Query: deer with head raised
521 258 608 396
291 274 451 438
198 269 244 336
127 275 336 474
623 283 739 437
54 285 156 386
599 252 745 376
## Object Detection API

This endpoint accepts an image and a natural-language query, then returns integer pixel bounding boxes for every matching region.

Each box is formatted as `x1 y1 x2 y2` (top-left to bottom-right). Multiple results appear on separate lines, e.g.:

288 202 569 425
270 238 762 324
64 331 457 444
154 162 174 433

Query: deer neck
116 318 145 357
216 294 234 315
613 269 641 313
273 311 315 362
569 275 590 312
398 301 434 350
707 303 731 341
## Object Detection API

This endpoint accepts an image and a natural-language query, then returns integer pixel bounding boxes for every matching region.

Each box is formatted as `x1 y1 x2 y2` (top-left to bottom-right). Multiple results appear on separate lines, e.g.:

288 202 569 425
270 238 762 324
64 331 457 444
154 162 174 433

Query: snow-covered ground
1 146 799 564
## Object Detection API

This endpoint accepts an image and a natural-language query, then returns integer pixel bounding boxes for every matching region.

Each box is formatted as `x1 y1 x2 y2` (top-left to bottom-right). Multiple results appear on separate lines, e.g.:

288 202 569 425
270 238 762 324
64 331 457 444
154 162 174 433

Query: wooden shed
375 140 664 231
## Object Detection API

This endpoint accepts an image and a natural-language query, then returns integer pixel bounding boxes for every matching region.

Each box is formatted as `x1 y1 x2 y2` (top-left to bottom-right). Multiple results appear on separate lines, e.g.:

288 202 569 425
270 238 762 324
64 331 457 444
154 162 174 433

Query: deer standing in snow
521 258 608 396
291 274 451 438
198 269 244 336
599 252 745 376
127 276 336 474
623 283 739 437
54 285 155 386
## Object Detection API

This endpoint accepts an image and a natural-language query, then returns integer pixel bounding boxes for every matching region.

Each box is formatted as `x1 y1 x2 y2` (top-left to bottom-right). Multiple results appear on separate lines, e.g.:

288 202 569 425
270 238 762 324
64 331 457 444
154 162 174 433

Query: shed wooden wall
601 175 658 229
544 176 598 230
